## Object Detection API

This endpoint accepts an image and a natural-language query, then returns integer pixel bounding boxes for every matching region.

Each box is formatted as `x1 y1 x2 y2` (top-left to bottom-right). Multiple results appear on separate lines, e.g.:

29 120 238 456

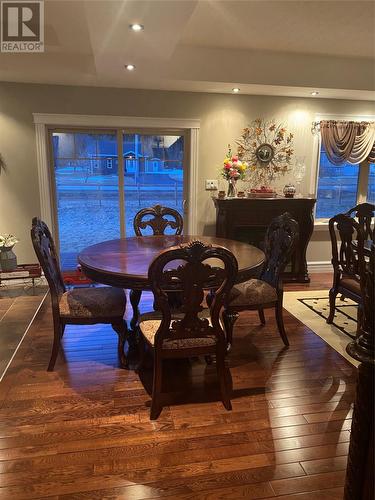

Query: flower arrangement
0 234 19 249
236 118 294 188
221 145 248 181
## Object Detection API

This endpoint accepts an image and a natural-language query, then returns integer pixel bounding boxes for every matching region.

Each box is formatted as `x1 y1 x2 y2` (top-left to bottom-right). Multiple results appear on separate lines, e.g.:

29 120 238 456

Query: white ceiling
0 0 374 100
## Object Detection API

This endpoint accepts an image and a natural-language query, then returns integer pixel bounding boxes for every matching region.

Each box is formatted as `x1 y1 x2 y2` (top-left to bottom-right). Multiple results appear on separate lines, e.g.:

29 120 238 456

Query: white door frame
33 113 200 236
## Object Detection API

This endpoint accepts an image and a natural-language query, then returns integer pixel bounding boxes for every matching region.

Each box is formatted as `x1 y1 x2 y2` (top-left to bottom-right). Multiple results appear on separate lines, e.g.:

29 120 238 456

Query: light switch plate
205 179 219 190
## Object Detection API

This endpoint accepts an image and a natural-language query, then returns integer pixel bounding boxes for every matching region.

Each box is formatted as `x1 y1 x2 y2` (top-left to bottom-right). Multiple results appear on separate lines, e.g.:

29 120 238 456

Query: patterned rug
298 296 357 339
283 290 359 367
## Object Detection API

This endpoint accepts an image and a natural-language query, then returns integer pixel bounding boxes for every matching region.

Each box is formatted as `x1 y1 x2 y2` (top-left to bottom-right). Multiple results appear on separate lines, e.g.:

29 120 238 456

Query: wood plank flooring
0 273 356 499
0 285 47 379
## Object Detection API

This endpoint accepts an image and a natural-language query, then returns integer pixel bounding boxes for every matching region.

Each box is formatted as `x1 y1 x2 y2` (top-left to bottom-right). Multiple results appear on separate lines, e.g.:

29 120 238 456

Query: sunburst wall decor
236 118 294 187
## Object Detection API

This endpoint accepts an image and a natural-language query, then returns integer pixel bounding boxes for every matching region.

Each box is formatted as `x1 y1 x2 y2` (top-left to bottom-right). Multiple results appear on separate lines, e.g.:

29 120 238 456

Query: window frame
33 113 200 244
312 113 375 228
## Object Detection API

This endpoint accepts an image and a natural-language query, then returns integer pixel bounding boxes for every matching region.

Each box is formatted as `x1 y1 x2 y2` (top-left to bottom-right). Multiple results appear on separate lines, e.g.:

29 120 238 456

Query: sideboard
213 197 316 282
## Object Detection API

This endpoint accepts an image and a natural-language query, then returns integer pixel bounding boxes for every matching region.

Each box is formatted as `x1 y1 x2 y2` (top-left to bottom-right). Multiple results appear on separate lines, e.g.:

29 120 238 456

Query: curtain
319 120 375 165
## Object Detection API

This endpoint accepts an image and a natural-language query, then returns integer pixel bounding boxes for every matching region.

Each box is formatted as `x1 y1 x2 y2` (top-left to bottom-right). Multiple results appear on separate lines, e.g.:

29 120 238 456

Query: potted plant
0 234 19 271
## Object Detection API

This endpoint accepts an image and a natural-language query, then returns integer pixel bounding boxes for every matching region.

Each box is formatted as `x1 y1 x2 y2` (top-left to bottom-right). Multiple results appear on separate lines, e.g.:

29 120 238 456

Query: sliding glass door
50 129 186 270
123 133 184 235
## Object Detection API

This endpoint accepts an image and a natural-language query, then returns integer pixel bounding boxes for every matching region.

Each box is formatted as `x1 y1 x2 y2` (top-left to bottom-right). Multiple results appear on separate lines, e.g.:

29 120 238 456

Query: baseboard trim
308 261 332 273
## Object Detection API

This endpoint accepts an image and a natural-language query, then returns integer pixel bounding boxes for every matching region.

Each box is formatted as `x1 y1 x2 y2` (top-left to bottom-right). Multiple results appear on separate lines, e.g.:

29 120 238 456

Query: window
50 130 185 270
122 133 184 236
52 132 121 271
367 163 375 204
315 142 373 220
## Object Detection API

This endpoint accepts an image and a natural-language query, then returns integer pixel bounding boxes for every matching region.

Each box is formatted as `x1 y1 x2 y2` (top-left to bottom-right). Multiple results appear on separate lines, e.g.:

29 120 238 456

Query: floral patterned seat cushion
228 278 277 307
139 314 217 349
59 287 126 319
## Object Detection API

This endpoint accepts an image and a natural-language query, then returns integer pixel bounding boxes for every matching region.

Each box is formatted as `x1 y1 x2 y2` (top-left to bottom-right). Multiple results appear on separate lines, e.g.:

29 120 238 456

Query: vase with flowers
0 234 19 272
221 145 248 197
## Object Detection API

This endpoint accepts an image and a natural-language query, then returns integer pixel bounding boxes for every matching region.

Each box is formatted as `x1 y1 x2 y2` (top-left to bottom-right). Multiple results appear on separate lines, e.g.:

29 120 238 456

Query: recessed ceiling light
125 64 135 71
129 23 144 32
311 91 319 96
232 88 240 93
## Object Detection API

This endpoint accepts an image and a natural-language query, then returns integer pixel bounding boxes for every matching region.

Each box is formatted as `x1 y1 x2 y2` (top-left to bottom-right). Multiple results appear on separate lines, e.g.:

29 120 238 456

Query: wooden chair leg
48 320 63 371
222 309 239 350
111 321 128 368
275 300 289 347
258 308 266 325
150 355 163 420
327 287 338 324
216 350 232 411
137 333 148 371
130 289 142 330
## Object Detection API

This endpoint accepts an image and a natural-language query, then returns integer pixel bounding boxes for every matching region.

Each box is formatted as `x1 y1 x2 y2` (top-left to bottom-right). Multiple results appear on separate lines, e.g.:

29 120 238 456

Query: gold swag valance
312 120 375 165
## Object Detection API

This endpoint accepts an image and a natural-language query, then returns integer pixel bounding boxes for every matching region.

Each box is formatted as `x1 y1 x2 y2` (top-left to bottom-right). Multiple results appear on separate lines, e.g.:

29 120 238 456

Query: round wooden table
78 235 265 290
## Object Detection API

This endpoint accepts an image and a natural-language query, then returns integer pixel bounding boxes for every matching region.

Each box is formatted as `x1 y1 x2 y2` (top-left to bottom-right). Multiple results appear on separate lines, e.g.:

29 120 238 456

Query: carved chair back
329 213 365 280
148 241 238 350
134 204 183 236
31 218 65 313
260 212 299 289
346 202 374 241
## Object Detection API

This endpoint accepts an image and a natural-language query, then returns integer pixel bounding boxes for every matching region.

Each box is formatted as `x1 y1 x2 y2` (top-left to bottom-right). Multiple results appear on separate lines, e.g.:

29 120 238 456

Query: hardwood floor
0 273 355 499
0 285 47 380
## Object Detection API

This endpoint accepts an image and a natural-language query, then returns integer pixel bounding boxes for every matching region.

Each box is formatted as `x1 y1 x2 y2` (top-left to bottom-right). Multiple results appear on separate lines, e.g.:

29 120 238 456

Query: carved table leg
130 289 142 331
111 321 128 368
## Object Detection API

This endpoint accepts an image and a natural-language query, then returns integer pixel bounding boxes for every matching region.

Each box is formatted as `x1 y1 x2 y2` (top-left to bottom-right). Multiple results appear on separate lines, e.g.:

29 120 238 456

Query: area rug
283 290 359 367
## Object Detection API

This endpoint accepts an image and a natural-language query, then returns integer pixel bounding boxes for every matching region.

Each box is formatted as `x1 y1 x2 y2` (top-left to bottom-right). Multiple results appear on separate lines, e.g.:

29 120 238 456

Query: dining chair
138 240 238 419
133 204 183 236
327 213 365 325
345 202 374 241
222 212 299 348
31 217 128 371
130 204 184 329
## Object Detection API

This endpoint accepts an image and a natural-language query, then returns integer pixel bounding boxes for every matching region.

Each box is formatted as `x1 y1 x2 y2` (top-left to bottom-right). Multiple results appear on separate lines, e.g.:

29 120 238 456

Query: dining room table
78 234 265 333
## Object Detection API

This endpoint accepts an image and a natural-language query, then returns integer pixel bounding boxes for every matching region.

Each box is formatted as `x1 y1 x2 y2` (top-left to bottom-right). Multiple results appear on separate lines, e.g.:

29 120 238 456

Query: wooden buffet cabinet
213 196 316 283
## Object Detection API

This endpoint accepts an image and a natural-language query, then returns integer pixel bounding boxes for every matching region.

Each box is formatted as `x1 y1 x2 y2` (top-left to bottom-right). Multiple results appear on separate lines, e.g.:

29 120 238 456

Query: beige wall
0 81 374 265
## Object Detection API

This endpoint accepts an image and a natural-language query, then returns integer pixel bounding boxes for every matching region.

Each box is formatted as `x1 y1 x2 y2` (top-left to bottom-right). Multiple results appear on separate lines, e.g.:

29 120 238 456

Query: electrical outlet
205 179 219 190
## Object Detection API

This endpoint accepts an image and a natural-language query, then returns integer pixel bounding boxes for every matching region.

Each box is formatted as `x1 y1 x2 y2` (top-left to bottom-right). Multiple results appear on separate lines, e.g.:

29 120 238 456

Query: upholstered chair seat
139 318 217 349
59 287 126 319
139 310 217 349
228 279 277 307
